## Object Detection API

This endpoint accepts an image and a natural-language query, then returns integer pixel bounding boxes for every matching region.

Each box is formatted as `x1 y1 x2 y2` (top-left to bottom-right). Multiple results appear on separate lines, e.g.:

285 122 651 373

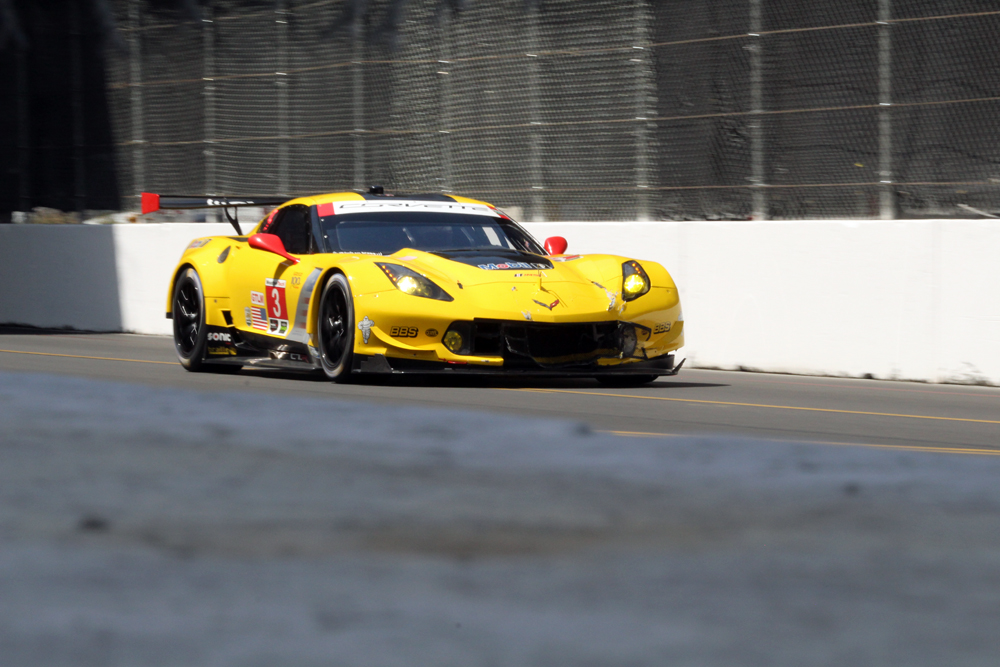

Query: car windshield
318 211 545 256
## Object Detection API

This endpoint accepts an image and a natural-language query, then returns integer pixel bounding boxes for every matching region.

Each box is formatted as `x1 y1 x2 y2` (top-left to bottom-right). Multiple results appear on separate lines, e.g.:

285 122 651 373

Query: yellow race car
151 188 684 385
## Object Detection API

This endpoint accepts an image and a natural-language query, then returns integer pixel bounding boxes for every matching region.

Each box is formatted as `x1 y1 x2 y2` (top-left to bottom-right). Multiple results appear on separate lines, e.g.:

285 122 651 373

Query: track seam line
599 430 1000 456
0 349 176 365
506 387 1000 425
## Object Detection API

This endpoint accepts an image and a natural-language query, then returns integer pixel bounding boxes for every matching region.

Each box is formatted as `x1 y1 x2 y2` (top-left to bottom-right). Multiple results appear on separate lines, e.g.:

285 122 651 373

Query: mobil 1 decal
265 278 290 336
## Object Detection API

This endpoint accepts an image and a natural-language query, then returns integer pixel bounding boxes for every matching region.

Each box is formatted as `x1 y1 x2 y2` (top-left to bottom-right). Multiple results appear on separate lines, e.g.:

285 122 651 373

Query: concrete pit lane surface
2 333 1000 666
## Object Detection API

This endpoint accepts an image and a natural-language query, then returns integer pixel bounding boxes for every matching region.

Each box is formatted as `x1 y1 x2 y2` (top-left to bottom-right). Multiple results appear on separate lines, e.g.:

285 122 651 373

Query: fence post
749 0 765 220
276 0 289 196
203 1 215 197
878 0 893 219
71 0 86 213
439 12 452 193
128 0 144 201
352 17 364 192
527 3 543 221
634 0 651 221
16 45 30 212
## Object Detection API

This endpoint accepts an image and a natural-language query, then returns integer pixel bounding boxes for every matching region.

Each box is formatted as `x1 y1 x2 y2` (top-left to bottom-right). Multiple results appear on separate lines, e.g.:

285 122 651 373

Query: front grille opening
472 321 503 356
470 319 621 368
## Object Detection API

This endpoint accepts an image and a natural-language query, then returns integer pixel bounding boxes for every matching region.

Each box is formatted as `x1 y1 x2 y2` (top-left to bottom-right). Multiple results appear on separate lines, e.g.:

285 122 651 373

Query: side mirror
544 236 568 256
248 233 300 264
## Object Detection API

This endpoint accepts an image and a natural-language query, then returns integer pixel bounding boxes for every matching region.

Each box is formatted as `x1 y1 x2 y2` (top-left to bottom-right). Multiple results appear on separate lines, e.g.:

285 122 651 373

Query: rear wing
141 192 290 235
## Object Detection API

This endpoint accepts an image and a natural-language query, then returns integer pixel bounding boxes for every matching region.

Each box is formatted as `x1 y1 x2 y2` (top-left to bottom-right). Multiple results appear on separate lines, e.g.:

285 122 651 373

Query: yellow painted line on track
0 349 175 365
507 387 1000 426
599 430 1000 456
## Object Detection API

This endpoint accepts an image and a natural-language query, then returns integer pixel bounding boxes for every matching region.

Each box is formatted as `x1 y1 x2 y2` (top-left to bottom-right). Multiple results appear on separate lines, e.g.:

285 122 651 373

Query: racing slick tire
317 272 356 383
595 374 658 387
172 268 242 374
172 267 210 372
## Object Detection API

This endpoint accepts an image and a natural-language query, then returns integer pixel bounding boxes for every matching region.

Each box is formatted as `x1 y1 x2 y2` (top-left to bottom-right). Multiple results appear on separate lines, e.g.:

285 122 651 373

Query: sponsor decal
249 306 268 331
207 332 232 342
390 326 419 338
208 346 236 356
187 239 210 249
425 328 439 337
291 274 302 287
334 200 499 217
317 202 335 217
532 298 560 311
653 322 671 334
521 310 532 321
552 255 583 262
207 198 255 207
357 315 374 344
478 261 550 271
289 352 309 362
265 278 289 336
251 291 265 306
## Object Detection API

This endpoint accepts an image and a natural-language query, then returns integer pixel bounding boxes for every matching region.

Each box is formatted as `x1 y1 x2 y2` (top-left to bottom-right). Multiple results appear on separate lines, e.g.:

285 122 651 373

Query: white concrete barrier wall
525 220 1000 385
0 223 234 335
3 220 999 384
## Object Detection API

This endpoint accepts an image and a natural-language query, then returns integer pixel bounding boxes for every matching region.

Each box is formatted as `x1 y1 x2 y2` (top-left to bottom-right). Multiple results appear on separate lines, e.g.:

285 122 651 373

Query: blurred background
2 0 999 223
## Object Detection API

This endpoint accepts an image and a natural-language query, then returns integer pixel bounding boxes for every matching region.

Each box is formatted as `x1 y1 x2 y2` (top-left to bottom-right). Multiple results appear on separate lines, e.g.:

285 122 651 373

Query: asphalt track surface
7 328 1000 666
2 328 999 456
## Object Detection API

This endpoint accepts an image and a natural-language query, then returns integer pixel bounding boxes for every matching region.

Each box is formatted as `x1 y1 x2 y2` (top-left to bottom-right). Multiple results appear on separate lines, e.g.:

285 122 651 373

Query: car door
229 204 315 343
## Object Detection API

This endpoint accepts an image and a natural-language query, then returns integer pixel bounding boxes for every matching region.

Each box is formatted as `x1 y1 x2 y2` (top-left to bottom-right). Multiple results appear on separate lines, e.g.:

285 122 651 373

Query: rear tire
595 374 658 387
172 268 208 372
172 267 242 374
317 273 356 383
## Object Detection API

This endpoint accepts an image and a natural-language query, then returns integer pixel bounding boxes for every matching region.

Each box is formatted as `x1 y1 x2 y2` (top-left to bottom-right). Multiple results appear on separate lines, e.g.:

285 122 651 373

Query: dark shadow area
0 325 120 335
239 367 728 391
0 0 120 219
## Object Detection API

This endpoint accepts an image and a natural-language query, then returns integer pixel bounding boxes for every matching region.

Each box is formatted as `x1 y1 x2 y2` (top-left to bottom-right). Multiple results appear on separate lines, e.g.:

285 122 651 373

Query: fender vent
221 310 234 326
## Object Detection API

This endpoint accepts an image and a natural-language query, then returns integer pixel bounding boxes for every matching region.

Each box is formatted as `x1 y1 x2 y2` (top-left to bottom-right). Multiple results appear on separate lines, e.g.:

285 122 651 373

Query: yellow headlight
623 273 647 297
621 260 651 301
396 275 422 295
375 262 454 301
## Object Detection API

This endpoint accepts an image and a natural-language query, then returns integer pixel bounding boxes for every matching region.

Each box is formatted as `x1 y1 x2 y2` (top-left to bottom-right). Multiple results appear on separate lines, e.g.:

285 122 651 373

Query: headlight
621 260 650 301
376 263 454 302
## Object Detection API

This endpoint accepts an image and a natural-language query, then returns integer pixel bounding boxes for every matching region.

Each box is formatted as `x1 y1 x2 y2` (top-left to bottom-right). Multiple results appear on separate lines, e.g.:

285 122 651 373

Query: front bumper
353 317 683 376
352 351 682 376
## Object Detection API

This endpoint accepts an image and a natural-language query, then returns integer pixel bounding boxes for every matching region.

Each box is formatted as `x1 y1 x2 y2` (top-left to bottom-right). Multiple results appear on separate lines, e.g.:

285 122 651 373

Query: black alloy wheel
317 273 355 382
172 268 208 371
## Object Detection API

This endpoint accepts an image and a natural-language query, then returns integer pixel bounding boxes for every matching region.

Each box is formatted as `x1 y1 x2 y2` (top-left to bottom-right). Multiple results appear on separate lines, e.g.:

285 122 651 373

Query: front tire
172 268 208 371
317 273 355 382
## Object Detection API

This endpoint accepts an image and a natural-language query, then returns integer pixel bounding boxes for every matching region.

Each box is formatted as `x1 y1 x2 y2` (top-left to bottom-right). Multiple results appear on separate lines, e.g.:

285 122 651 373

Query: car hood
380 248 624 289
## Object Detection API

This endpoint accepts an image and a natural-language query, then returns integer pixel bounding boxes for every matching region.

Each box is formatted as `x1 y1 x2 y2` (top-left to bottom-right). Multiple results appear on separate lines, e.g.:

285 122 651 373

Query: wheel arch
308 266 349 337
166 262 196 318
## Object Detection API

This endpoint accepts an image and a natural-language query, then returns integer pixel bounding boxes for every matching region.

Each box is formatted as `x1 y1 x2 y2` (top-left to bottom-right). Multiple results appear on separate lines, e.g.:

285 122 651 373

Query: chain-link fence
97 0 1000 220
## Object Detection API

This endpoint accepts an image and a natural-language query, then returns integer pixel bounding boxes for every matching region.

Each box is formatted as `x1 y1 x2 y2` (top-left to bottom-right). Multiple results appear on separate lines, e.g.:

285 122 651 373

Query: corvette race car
151 188 684 385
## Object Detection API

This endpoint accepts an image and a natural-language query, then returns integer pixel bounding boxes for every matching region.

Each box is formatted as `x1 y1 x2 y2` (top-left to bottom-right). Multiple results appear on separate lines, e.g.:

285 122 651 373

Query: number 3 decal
271 287 282 317
265 279 287 321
